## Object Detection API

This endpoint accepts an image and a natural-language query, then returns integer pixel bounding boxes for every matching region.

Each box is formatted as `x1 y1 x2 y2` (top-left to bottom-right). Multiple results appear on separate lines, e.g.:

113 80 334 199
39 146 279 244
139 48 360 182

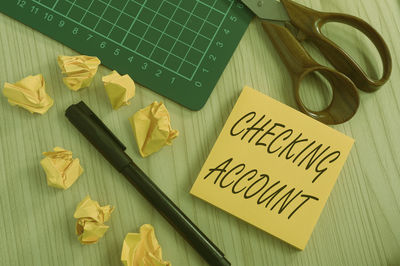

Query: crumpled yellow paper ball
129 101 179 157
40 147 83 190
58 55 101 91
102 70 135 110
2 74 53 114
121 224 171 266
73 195 114 244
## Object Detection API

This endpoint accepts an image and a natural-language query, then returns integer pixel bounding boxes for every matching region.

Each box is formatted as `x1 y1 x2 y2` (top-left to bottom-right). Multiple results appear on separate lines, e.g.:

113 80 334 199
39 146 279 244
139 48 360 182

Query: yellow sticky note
58 55 101 91
121 224 171 266
190 86 354 250
102 70 135 109
73 195 114 244
40 147 83 190
129 101 179 157
2 74 53 114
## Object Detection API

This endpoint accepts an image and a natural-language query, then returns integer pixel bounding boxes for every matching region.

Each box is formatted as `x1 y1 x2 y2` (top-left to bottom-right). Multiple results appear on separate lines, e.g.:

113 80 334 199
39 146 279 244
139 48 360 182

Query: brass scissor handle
261 0 392 124
262 21 359 124
282 0 392 92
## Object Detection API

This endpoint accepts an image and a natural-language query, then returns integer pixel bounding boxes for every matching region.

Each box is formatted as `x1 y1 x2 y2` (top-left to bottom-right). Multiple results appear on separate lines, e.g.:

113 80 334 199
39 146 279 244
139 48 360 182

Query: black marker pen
65 101 230 266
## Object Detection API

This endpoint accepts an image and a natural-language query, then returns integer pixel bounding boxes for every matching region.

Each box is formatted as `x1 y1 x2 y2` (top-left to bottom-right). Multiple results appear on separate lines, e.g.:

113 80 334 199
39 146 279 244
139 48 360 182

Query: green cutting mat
1 0 253 110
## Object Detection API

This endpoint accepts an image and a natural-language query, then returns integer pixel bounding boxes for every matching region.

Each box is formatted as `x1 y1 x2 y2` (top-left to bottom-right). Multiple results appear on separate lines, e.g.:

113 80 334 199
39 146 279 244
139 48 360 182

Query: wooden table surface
1 0 399 265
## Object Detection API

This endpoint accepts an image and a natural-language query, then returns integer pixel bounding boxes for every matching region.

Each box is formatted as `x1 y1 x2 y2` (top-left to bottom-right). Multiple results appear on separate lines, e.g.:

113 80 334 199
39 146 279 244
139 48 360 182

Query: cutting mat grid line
79 0 96 24
31 0 195 81
106 0 128 37
120 0 146 44
134 0 164 53
93 0 111 31
31 0 231 80
163 0 198 68
65 0 76 17
69 0 214 52
148 0 182 59
177 0 216 73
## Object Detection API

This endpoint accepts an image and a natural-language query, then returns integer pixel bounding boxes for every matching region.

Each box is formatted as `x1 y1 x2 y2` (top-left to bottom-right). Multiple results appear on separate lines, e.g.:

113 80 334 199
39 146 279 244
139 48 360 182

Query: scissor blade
242 0 289 21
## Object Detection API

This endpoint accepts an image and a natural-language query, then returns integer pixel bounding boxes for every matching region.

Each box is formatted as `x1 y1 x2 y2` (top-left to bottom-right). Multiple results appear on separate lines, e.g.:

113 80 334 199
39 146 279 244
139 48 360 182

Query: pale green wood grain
0 0 399 265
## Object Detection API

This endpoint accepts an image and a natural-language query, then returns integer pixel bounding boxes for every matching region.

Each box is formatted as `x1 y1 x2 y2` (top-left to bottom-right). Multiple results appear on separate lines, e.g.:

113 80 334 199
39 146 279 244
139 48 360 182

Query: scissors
241 0 392 124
